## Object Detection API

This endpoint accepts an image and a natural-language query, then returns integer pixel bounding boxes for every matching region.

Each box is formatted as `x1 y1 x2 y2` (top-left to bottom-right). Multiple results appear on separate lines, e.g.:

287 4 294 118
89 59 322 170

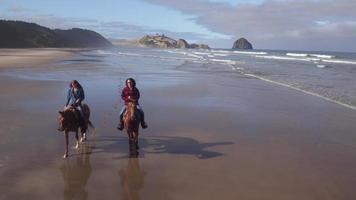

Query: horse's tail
82 103 95 131
88 120 95 129
82 103 90 119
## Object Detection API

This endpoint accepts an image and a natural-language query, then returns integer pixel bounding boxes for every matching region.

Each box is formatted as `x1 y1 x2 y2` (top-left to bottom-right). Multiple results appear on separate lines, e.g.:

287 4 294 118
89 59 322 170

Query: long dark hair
71 80 83 89
125 78 136 87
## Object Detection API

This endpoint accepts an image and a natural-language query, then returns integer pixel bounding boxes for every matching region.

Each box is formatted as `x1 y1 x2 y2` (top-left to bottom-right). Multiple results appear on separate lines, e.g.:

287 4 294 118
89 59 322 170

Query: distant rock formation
0 20 112 48
139 34 176 48
177 39 189 48
232 38 253 49
190 43 210 49
138 34 210 49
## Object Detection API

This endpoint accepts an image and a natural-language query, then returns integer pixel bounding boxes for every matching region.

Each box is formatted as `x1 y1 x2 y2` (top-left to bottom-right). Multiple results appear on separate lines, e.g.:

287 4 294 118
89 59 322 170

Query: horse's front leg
64 131 69 158
128 131 135 154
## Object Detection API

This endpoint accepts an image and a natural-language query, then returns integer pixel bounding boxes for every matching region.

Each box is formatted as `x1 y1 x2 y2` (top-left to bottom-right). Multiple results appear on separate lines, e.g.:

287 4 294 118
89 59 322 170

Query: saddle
68 107 83 123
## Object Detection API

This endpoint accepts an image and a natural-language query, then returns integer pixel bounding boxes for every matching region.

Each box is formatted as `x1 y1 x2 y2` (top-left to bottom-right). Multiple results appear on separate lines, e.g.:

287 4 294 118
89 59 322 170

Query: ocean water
1 46 356 109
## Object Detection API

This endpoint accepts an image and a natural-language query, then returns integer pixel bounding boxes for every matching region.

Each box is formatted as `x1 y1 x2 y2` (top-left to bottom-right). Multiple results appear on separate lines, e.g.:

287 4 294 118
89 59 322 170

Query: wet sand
1 49 356 200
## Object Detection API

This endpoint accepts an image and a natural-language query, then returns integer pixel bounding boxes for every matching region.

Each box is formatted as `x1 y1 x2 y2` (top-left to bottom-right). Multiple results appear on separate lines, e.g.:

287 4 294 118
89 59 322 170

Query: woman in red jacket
117 78 147 130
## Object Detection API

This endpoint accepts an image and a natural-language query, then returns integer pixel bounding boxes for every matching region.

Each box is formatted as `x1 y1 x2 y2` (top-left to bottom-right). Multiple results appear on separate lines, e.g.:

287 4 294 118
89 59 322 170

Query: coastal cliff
0 20 112 48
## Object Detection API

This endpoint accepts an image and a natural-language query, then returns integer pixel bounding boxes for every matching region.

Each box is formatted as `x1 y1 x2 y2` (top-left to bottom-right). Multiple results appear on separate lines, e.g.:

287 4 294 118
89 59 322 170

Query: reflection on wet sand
118 158 145 200
60 142 94 200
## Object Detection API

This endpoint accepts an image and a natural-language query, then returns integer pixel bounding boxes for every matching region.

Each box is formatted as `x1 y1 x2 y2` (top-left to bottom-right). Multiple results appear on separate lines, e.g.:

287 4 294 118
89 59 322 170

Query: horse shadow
93 135 233 159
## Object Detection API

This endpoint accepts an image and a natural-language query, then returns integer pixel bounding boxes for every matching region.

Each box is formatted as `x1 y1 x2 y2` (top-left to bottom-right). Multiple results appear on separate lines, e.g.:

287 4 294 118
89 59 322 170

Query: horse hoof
63 154 68 158
75 143 79 149
80 136 86 143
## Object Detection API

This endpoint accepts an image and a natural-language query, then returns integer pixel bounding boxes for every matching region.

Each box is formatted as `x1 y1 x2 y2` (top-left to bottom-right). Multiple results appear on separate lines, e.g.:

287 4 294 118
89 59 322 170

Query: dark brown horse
58 103 94 158
123 102 141 156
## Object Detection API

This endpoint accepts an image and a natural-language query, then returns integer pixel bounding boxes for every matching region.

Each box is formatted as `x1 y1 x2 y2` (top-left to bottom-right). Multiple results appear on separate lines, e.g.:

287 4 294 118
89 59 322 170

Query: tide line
243 73 356 110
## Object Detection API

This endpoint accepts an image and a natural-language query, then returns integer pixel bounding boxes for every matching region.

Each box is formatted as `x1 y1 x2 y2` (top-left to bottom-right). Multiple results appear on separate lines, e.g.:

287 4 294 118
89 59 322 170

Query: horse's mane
127 102 138 120
62 108 77 121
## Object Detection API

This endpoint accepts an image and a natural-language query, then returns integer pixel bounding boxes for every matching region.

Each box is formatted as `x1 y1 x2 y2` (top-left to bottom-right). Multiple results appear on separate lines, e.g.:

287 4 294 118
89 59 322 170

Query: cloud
7 5 36 13
142 0 356 51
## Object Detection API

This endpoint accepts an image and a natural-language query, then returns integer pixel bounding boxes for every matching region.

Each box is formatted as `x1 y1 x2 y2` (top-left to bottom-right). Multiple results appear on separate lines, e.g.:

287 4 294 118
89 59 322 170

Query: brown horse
58 103 94 158
123 102 141 156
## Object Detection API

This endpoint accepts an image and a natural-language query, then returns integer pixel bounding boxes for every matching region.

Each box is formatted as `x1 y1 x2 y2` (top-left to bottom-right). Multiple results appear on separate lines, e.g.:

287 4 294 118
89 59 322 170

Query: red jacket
121 86 140 105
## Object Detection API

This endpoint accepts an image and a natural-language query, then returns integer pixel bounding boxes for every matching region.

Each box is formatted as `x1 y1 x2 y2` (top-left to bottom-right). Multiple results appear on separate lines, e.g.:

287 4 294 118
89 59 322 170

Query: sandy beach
0 48 81 68
1 48 356 200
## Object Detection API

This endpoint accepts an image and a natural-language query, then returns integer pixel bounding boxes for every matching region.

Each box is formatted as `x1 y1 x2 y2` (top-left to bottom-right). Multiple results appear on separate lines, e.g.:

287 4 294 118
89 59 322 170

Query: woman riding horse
66 80 86 133
117 78 147 130
59 80 92 158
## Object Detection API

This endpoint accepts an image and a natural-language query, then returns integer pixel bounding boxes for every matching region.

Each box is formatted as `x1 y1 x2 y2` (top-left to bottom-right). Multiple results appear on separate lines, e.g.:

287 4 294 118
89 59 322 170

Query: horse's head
58 109 73 131
58 111 65 131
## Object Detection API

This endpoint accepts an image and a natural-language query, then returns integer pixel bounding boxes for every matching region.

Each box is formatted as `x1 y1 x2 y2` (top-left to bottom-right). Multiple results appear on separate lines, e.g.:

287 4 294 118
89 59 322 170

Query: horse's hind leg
75 131 79 149
80 122 87 143
63 131 69 158
80 131 87 143
134 132 139 150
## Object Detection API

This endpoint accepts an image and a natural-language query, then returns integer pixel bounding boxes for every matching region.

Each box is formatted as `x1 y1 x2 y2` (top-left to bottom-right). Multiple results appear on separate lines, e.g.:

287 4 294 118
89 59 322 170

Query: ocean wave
213 53 229 57
322 59 356 65
211 50 267 55
165 51 205 59
310 54 336 59
232 50 268 55
286 53 336 59
96 50 114 55
117 52 141 56
166 50 180 54
186 53 205 59
209 59 236 65
286 53 308 57
116 51 200 62
256 55 320 62
193 52 212 55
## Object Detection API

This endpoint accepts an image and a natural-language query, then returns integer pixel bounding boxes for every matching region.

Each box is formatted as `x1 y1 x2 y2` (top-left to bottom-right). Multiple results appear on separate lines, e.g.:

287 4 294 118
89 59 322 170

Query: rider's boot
139 110 148 129
117 118 124 131
141 121 148 129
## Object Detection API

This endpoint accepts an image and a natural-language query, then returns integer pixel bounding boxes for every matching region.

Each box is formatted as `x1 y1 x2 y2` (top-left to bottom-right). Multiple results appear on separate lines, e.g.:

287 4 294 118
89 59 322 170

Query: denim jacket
66 87 85 107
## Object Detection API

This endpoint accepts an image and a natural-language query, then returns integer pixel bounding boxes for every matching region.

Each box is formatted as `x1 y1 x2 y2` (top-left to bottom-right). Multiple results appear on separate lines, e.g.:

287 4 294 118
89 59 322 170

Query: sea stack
232 38 253 49
177 39 189 48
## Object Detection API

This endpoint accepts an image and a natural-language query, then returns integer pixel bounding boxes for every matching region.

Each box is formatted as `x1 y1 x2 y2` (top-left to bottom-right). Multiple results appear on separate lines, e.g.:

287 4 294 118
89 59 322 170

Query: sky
1 0 356 52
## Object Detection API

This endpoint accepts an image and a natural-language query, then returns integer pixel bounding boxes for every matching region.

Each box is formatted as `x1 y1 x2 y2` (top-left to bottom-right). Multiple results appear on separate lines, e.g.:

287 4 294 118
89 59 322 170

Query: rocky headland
138 34 210 49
